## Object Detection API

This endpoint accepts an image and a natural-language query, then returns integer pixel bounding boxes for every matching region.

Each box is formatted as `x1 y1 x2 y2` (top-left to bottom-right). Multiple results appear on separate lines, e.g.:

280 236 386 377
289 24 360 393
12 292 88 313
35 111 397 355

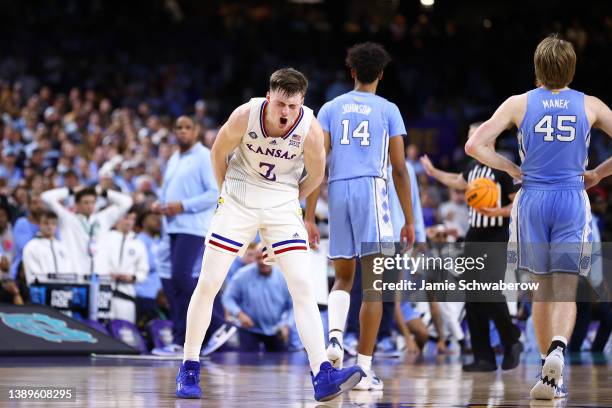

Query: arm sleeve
181 152 219 213
221 273 243 317
388 102 407 138
41 188 73 220
316 102 331 133
96 190 133 229
22 242 42 285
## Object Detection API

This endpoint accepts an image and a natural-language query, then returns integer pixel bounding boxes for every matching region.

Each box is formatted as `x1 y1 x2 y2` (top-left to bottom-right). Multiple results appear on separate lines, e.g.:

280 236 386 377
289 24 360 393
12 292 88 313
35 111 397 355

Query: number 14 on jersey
340 119 371 146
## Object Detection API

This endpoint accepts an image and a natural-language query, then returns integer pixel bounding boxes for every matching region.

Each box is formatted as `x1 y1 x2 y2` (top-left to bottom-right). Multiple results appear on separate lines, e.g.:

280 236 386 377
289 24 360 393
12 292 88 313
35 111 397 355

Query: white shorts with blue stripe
327 176 394 259
205 193 308 264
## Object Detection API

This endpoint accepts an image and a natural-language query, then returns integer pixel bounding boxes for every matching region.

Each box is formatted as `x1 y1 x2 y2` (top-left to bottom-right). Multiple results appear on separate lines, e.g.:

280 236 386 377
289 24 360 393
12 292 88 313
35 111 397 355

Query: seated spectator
226 241 257 283
22 210 76 284
222 245 294 352
96 207 149 323
395 301 430 354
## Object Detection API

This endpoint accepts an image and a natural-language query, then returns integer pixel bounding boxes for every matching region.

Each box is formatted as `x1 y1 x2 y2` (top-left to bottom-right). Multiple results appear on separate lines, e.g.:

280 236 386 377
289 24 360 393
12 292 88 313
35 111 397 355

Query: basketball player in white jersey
176 68 364 402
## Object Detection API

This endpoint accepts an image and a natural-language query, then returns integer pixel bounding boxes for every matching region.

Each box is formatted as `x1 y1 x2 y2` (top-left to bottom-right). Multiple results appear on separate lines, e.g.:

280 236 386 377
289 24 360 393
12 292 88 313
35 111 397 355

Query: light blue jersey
510 87 592 275
318 91 406 182
319 90 407 258
518 88 590 187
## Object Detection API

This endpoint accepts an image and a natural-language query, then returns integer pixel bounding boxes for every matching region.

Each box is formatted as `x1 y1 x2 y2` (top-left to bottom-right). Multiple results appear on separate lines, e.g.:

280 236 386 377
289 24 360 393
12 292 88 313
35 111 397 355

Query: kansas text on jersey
224 97 314 208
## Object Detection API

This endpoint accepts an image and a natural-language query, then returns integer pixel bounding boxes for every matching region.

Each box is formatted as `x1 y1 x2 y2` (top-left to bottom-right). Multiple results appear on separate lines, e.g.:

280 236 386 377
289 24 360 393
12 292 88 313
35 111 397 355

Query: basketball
465 177 499 209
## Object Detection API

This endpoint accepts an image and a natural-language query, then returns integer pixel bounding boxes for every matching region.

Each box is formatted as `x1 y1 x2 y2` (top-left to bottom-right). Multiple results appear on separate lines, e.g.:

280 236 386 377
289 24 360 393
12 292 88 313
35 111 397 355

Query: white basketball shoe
530 347 566 400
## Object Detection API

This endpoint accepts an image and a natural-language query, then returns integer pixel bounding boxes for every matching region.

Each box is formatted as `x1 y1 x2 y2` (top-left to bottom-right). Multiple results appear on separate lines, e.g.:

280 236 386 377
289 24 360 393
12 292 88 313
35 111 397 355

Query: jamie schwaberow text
372 279 540 292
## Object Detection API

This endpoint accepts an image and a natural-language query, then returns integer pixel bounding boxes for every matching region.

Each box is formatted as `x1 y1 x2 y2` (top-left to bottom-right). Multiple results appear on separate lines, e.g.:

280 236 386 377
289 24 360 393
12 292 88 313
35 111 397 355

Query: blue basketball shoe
311 361 365 402
176 360 202 398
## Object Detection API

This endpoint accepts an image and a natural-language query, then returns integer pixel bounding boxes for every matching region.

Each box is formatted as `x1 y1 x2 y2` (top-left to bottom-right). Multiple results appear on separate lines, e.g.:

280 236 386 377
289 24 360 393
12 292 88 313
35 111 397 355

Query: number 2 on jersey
340 119 370 146
258 162 276 181
534 115 576 142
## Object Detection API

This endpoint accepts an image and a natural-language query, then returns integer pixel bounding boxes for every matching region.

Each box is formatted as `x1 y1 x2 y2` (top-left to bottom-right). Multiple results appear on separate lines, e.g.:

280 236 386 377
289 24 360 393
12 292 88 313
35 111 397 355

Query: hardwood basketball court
1 352 610 407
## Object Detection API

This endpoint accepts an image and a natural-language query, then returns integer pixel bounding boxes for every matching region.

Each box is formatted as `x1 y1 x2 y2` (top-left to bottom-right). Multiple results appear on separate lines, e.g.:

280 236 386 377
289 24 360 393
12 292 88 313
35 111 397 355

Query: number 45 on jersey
534 115 576 142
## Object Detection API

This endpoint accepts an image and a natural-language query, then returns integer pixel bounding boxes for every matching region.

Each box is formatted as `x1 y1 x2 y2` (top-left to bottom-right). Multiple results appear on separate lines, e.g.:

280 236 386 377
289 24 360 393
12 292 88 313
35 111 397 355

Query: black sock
546 340 566 356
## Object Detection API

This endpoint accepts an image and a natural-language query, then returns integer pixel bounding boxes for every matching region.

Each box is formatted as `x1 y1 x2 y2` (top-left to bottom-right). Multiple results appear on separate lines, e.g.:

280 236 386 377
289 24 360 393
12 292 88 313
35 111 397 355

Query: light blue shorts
508 183 592 275
328 177 394 259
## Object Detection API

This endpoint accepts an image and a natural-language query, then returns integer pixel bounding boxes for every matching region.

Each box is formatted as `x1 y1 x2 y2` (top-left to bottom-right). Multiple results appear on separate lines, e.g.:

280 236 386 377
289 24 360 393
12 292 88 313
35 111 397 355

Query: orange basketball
465 177 499 209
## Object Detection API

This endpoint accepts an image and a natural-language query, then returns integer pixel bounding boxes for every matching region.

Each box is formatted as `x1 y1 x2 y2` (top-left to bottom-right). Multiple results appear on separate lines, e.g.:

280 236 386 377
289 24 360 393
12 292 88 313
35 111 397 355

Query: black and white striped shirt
462 162 517 229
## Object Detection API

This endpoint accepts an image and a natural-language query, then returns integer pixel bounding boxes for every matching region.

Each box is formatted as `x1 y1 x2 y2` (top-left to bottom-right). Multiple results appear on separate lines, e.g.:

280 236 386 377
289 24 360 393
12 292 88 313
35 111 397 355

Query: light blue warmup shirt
161 143 218 237
222 263 294 336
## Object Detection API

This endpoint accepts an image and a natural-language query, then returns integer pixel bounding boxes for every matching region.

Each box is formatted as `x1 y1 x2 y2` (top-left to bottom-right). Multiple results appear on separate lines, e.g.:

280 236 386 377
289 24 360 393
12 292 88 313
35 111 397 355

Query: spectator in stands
135 209 163 320
152 116 218 350
226 242 258 283
10 193 44 278
0 147 22 188
406 144 425 175
222 245 294 352
41 183 133 276
96 207 149 323
396 302 430 354
22 210 75 284
438 188 469 239
0 205 14 262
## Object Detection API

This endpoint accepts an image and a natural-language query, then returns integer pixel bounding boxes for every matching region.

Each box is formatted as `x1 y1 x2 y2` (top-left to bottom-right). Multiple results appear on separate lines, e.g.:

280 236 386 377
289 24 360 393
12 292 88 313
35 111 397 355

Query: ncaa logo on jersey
249 132 257 139
289 134 301 148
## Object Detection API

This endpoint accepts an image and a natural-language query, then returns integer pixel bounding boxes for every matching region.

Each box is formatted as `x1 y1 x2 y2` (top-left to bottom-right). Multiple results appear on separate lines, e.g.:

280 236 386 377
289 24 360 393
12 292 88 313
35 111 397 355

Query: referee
420 123 522 372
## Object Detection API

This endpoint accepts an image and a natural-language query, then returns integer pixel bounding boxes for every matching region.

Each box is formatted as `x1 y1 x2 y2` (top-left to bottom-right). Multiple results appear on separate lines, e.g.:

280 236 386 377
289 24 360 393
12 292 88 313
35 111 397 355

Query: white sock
551 335 568 347
357 353 372 372
327 290 350 344
277 252 327 376
182 248 236 363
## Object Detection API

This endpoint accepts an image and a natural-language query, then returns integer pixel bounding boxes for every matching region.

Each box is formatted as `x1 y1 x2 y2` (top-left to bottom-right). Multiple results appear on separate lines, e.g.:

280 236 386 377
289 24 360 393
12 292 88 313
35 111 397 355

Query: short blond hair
534 34 576 90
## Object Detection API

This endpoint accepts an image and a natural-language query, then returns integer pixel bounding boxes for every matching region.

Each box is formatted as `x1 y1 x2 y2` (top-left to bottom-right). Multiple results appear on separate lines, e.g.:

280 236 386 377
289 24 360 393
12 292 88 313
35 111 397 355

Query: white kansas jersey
224 97 314 208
